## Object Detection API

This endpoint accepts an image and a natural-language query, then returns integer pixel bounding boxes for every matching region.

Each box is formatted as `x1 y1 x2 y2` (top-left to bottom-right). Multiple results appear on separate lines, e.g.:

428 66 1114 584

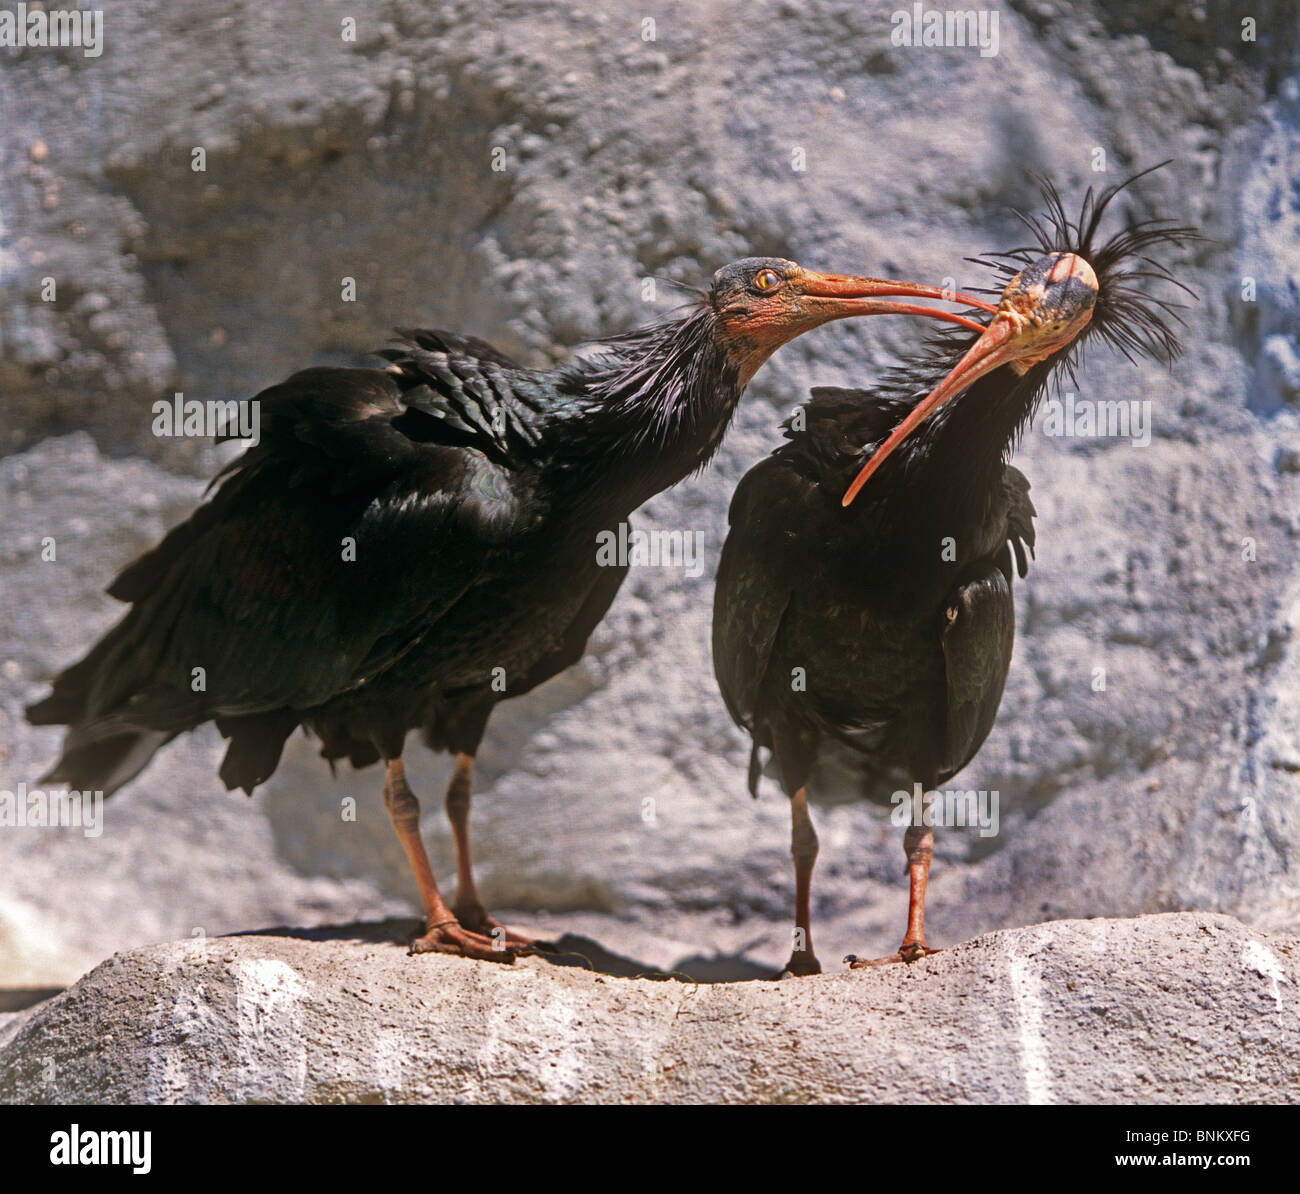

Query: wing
1000 464 1037 582
372 328 549 464
387 328 524 371
711 455 813 789
802 386 914 454
936 465 1033 781
938 561 1016 781
509 554 629 695
421 551 630 756
55 345 546 735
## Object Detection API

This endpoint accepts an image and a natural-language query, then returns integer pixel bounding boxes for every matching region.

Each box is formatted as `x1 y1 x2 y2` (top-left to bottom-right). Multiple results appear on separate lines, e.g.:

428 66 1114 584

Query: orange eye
753 268 781 292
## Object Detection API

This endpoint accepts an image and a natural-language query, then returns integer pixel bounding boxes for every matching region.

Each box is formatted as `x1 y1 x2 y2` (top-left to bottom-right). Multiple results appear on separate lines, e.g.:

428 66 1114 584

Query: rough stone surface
2 1 1299 997
0 914 1295 1104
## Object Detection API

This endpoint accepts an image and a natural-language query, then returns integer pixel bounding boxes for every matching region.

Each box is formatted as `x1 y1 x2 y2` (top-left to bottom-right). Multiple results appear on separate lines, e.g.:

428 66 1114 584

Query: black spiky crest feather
970 162 1198 378
777 164 1200 480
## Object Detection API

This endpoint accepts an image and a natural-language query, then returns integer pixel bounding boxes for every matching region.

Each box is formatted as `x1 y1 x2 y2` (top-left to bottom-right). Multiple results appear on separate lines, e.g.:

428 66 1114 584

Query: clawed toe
407 918 519 962
844 943 940 969
451 900 538 950
899 940 938 963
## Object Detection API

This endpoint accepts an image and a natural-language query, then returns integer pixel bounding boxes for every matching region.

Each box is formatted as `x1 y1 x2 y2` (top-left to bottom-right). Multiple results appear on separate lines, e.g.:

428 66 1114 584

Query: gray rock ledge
1 912 1295 1105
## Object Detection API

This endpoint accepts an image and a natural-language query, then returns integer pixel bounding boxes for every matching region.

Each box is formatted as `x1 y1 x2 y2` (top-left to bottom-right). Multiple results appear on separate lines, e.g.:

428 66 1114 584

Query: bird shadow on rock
234 920 772 983
0 987 64 1013
233 919 423 948
540 934 773 983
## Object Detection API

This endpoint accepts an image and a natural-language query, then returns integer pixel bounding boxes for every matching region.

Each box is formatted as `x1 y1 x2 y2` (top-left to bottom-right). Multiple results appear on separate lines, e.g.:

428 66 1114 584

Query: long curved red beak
839 252 1099 507
840 312 1022 507
799 270 996 331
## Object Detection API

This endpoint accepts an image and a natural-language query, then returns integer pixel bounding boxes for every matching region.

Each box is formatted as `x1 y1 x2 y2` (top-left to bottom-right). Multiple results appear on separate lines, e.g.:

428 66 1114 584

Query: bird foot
451 899 541 951
844 943 940 969
408 916 522 962
776 949 823 979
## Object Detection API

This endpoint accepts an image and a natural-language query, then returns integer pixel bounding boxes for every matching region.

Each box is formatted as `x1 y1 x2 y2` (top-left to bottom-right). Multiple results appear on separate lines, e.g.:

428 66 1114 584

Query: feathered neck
545 303 743 511
777 326 1040 510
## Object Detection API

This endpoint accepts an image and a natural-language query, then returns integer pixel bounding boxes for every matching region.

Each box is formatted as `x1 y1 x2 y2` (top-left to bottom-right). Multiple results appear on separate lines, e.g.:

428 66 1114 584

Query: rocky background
2 0 1299 990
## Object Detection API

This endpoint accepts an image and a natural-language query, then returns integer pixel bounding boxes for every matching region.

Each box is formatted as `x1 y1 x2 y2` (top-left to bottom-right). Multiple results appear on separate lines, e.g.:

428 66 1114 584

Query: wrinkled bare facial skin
1000 252 1098 375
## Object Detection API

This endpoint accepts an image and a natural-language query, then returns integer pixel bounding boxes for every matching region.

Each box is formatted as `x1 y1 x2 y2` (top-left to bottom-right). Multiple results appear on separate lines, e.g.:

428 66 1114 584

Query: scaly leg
443 752 536 947
780 786 822 977
846 822 940 969
382 757 519 961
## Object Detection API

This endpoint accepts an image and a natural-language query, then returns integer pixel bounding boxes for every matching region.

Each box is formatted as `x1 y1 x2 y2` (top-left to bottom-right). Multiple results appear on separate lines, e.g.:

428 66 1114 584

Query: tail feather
28 606 177 796
747 741 764 799
215 709 302 795
27 545 211 796
27 466 290 799
26 583 192 732
41 726 175 797
28 594 198 797
25 620 129 727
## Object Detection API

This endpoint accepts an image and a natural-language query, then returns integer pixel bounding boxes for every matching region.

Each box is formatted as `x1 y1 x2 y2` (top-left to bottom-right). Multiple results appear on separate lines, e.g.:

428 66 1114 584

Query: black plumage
712 172 1196 975
29 256 990 960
